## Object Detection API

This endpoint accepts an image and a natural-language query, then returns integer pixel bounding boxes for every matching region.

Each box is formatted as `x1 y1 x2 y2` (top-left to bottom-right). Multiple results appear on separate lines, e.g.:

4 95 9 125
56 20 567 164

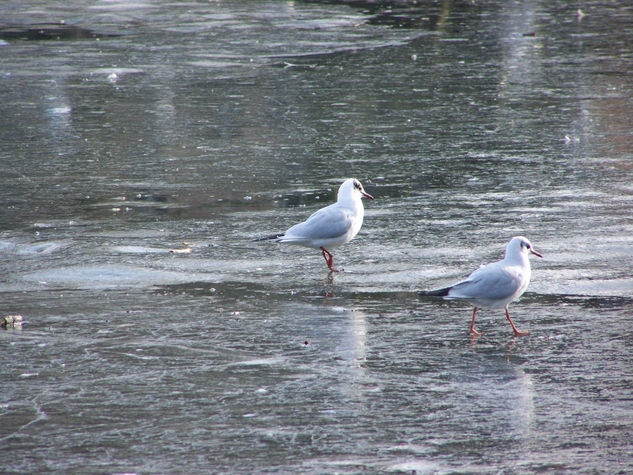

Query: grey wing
283 205 353 240
449 263 521 300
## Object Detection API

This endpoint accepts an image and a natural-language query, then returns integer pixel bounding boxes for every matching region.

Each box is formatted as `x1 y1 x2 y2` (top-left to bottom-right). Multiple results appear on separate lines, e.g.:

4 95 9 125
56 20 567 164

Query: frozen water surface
1 0 633 473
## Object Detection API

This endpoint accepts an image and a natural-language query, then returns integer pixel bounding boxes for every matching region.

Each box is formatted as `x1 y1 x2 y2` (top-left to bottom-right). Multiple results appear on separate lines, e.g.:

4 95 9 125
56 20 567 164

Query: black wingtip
253 233 284 242
419 287 451 298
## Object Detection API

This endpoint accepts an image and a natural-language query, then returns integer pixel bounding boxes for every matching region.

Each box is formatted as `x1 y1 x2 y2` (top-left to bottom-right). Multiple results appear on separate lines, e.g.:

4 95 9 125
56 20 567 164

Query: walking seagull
256 178 374 272
422 236 542 336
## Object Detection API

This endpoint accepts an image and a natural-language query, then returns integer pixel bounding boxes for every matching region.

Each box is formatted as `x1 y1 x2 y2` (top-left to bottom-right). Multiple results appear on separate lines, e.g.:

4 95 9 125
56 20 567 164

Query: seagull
256 178 374 272
421 236 543 336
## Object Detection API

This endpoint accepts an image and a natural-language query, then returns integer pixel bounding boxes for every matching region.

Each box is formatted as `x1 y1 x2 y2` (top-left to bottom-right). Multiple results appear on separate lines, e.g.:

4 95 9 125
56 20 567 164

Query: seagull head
339 178 373 202
507 236 543 259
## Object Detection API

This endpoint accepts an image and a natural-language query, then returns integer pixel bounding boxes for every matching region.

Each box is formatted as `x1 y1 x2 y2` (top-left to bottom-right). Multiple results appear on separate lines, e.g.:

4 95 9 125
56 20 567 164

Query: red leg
320 247 339 272
505 307 529 336
470 307 482 336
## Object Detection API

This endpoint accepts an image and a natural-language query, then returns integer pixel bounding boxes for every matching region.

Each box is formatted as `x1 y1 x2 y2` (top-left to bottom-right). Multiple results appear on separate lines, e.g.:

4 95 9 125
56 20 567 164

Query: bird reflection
319 273 335 297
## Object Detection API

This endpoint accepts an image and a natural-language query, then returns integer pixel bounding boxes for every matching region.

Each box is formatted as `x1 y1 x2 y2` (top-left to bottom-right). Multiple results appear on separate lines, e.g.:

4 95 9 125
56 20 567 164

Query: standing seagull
422 236 543 336
257 178 373 272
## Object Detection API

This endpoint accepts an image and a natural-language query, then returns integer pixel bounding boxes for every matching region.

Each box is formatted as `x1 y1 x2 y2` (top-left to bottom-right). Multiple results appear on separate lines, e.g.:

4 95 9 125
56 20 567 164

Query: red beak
361 191 374 200
531 249 543 258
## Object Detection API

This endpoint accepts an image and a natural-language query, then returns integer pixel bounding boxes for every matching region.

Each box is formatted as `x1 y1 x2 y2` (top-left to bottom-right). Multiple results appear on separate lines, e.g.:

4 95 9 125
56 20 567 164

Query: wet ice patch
111 245 169 254
22 264 201 289
228 357 285 368
89 67 145 80
0 239 69 256
386 460 440 473
0 240 15 253
112 245 192 255
16 241 68 256
49 106 71 115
